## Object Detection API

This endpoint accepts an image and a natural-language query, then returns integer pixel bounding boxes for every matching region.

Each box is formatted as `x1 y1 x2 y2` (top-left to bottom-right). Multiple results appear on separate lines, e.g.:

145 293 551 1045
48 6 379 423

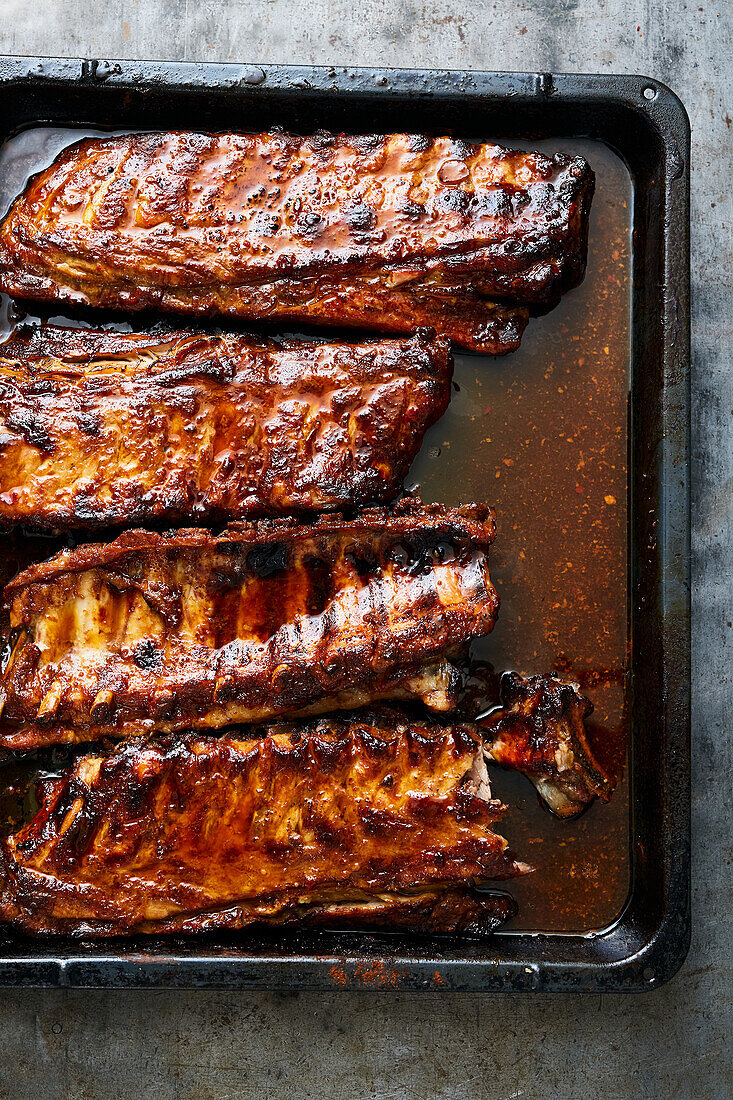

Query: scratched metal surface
0 2 729 1098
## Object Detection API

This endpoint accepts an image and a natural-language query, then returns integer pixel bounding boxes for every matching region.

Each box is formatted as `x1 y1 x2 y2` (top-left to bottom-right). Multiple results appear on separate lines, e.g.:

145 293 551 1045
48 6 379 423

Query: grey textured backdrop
0 2 730 1097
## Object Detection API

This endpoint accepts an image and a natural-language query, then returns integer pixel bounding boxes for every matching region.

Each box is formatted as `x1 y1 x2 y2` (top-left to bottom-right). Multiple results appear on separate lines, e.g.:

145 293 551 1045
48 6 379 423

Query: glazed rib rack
0 325 451 529
0 500 500 750
0 716 524 937
0 130 594 352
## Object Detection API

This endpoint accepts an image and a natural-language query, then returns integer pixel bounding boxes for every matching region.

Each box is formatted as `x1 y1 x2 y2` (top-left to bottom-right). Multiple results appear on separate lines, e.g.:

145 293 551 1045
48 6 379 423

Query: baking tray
0 59 690 991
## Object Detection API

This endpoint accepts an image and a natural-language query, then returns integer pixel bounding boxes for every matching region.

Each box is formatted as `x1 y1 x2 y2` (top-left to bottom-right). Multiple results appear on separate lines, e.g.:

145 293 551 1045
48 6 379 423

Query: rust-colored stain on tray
0 131 631 937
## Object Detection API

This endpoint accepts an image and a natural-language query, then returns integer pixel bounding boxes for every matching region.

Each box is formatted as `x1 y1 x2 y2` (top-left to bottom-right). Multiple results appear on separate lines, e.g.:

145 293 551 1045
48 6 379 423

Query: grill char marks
0 326 451 530
0 719 524 936
0 130 594 353
0 500 500 749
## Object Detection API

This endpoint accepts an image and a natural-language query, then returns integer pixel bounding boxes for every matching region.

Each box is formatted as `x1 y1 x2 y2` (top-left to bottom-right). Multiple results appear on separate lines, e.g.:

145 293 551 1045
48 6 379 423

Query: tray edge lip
0 58 692 993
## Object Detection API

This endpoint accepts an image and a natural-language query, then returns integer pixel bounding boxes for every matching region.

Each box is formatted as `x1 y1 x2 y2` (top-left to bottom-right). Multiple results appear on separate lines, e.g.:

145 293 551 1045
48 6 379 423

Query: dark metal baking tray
0 58 690 991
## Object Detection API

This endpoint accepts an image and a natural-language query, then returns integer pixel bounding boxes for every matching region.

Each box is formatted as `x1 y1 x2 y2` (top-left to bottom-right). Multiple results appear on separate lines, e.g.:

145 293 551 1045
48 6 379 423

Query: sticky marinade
0 718 524 936
0 326 451 530
0 131 594 353
0 499 500 750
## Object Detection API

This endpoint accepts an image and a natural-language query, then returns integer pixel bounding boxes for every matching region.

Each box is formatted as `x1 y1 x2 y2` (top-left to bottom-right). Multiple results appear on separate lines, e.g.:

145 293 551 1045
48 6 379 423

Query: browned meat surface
480 672 613 817
0 325 450 530
0 499 500 749
0 717 524 936
0 131 594 353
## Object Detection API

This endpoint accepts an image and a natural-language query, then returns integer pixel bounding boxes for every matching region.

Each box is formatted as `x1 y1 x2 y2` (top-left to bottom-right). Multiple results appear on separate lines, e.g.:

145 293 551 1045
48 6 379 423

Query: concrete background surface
0 1 730 1097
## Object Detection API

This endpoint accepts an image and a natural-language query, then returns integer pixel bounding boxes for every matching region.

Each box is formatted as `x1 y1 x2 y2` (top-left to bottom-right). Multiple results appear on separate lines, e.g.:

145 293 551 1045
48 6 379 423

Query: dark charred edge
3 497 496 601
293 888 519 937
0 882 518 939
0 321 449 371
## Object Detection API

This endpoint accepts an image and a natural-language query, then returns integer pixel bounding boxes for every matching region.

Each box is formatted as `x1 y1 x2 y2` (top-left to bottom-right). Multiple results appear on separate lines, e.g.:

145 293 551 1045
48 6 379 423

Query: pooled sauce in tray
0 129 631 936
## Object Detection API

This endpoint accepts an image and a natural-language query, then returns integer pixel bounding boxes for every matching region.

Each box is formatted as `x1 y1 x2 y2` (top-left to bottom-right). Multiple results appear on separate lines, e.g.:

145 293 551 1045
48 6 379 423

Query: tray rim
0 57 691 993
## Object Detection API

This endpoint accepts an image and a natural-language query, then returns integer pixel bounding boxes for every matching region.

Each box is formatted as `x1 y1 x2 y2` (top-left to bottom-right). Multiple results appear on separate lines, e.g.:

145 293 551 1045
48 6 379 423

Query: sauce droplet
438 159 470 184
242 66 266 85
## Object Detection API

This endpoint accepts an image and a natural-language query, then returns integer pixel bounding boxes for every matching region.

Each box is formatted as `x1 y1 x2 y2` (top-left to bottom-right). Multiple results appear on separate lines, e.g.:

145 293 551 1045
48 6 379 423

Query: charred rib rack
0 131 594 353
0 326 451 530
0 500 500 750
0 718 523 936
480 672 613 818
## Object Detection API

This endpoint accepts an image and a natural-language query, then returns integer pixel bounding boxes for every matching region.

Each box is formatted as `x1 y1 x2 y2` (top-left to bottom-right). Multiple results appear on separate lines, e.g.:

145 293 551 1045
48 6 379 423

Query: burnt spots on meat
247 541 290 578
5 411 55 453
358 803 402 837
303 555 334 617
66 494 99 523
406 727 443 760
132 638 162 671
400 201 426 221
209 566 244 593
156 357 234 387
252 211 281 237
0 380 23 403
438 189 472 216
308 815 341 849
310 733 351 773
451 725 481 756
344 203 376 237
296 212 324 238
74 411 102 437
245 184 268 205
345 549 380 580
309 130 338 156
350 134 386 155
152 692 176 720
407 134 432 154
354 726 390 757
452 789 490 823
208 549 249 592
527 181 562 220
477 188 513 219
26 378 61 397
384 534 458 574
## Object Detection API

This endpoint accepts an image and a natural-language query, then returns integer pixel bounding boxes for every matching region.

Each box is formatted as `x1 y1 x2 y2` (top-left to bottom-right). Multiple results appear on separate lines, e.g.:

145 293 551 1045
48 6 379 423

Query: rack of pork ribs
0 127 608 938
